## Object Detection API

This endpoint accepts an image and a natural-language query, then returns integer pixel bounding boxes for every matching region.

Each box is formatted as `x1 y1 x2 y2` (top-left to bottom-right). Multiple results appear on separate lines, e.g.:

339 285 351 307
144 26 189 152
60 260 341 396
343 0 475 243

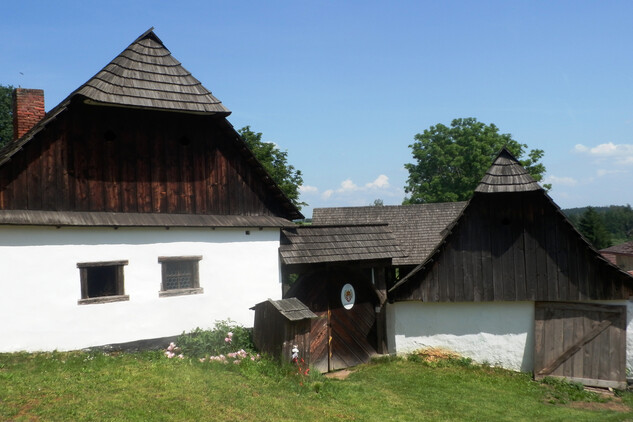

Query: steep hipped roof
475 148 542 193
0 28 303 220
280 224 405 265
312 203 466 265
0 28 230 168
76 28 230 114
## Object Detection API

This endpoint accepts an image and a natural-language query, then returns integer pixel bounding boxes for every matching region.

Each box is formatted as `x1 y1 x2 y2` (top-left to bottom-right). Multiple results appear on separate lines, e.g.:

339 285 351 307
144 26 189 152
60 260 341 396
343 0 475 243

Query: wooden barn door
291 270 378 372
328 278 377 371
534 302 626 389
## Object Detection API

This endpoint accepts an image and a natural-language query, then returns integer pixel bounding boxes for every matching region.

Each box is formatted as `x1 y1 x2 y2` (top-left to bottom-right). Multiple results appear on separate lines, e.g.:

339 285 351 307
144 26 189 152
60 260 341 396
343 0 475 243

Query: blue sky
2 1 632 217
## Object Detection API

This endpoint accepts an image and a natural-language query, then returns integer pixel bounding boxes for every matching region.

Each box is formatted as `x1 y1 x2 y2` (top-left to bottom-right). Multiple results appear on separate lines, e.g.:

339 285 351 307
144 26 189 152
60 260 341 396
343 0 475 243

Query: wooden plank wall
394 192 633 302
0 103 290 218
534 302 626 389
252 301 312 364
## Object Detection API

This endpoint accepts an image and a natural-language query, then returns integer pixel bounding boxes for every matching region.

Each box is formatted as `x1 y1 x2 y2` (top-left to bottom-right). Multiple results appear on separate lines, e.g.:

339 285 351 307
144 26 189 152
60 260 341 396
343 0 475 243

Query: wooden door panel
309 313 329 373
534 302 626 389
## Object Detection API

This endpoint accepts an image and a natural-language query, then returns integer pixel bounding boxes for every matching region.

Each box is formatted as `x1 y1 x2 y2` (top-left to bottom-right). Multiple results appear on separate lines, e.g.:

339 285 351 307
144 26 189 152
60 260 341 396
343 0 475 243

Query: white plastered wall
387 301 535 372
388 299 633 374
0 225 281 352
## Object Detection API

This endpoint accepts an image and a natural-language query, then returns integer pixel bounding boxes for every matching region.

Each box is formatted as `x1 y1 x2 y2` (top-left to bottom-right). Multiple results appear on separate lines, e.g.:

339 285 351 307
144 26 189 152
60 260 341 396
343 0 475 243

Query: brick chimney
12 88 45 141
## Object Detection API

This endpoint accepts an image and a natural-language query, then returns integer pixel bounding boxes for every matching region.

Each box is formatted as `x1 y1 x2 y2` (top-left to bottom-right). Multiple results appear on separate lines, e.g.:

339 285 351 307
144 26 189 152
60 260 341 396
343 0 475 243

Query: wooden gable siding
0 103 289 218
392 192 633 302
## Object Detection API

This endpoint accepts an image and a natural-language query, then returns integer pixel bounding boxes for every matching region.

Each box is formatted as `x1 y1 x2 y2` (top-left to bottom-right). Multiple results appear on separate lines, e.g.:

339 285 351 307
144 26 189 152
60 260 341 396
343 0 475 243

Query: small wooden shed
279 224 405 372
251 298 317 364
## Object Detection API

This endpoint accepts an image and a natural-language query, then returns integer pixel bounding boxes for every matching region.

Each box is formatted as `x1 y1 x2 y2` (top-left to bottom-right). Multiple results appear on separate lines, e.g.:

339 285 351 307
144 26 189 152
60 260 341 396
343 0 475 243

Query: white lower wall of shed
386 301 535 372
387 300 633 374
0 225 281 353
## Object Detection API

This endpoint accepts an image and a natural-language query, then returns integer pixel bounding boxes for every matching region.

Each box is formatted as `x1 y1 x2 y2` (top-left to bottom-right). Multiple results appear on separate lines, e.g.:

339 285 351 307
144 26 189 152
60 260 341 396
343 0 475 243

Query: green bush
176 320 254 358
540 376 607 404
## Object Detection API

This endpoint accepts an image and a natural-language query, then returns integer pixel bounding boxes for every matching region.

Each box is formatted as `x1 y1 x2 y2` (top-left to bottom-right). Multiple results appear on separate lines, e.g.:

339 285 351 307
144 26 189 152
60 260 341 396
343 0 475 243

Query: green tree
403 118 550 204
604 204 633 242
238 126 306 210
372 198 384 207
578 207 612 250
0 84 13 148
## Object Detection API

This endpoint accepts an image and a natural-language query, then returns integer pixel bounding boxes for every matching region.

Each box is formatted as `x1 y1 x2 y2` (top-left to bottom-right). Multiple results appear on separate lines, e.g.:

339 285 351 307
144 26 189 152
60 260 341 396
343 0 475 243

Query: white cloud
314 174 400 204
596 169 628 177
365 174 390 189
546 175 577 186
573 142 633 165
299 185 318 194
321 189 334 199
339 179 359 192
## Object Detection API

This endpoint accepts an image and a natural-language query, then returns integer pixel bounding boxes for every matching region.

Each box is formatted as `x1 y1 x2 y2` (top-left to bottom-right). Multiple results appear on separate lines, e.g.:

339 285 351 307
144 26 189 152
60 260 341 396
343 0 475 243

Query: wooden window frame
77 260 129 305
158 256 203 297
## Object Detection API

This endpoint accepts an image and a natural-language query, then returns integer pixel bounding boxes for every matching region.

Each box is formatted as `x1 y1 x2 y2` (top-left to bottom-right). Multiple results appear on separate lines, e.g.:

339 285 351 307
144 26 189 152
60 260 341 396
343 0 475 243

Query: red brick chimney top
12 88 45 141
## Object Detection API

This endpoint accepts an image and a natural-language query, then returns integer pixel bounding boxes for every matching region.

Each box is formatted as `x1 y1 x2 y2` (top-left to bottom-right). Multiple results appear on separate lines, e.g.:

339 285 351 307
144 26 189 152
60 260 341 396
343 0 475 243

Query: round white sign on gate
341 283 355 310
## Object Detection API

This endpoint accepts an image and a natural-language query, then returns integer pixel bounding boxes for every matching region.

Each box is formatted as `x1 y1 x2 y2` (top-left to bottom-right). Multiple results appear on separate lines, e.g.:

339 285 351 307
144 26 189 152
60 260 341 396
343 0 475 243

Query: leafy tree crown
0 84 14 148
238 126 306 210
403 117 550 204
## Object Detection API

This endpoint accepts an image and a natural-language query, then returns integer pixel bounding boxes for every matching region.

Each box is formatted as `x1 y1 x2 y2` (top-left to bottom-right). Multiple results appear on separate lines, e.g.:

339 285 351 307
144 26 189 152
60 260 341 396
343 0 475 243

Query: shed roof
311 203 466 265
280 224 405 265
601 241 633 256
252 298 317 321
475 148 542 193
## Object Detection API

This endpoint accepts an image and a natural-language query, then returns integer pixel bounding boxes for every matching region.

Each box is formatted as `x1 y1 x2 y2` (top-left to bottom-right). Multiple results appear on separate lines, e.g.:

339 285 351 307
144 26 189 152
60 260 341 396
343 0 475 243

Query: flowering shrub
164 320 259 364
173 320 254 359
164 342 184 359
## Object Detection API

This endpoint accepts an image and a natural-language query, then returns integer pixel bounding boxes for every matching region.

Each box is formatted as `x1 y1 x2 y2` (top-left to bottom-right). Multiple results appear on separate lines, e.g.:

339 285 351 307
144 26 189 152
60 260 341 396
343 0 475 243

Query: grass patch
1 349 632 421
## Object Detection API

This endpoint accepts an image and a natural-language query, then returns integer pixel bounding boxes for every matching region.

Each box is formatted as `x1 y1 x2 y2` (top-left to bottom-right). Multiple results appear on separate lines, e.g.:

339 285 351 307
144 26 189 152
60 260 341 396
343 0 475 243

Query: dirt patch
567 399 631 412
324 369 353 380
414 347 461 363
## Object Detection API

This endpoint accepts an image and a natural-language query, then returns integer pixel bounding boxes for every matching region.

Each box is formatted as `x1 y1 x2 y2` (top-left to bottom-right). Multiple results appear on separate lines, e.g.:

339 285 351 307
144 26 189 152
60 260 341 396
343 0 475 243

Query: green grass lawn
1 350 632 421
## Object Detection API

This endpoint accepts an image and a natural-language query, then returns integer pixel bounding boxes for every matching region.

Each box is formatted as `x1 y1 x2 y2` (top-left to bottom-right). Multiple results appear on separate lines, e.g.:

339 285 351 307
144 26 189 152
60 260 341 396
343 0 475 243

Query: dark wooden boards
393 192 633 302
0 104 298 220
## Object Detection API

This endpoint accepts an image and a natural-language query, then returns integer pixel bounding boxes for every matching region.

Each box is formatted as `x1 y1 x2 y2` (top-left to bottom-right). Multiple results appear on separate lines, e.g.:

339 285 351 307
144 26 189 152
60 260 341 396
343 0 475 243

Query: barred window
77 260 129 305
158 256 203 297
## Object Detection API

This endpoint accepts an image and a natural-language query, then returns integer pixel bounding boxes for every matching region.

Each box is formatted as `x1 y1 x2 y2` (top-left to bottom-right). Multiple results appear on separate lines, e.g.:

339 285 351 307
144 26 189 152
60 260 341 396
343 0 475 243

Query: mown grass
1 350 632 421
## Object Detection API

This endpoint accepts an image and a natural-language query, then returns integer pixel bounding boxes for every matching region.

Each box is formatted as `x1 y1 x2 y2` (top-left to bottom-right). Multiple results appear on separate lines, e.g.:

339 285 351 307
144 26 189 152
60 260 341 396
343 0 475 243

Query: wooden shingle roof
601 241 633 256
0 210 294 228
280 225 405 266
312 203 466 266
76 28 230 114
475 148 542 193
251 298 317 321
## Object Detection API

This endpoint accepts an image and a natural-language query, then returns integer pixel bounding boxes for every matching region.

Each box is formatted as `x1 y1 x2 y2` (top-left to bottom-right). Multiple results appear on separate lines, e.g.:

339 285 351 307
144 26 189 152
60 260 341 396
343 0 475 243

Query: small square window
77 260 129 305
158 256 203 297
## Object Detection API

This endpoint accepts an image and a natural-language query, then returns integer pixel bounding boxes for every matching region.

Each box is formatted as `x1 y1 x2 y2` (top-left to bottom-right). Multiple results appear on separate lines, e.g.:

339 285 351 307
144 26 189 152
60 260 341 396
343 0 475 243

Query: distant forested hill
563 205 633 246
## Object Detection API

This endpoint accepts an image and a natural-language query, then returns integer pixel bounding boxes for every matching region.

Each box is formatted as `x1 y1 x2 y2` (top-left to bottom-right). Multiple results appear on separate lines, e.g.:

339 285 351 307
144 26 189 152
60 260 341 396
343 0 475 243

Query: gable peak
474 148 542 193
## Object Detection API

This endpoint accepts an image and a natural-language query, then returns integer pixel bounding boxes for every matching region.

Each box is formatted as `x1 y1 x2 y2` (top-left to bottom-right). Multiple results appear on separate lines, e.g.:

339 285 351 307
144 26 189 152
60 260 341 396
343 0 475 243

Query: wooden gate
291 270 378 372
534 302 626 389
